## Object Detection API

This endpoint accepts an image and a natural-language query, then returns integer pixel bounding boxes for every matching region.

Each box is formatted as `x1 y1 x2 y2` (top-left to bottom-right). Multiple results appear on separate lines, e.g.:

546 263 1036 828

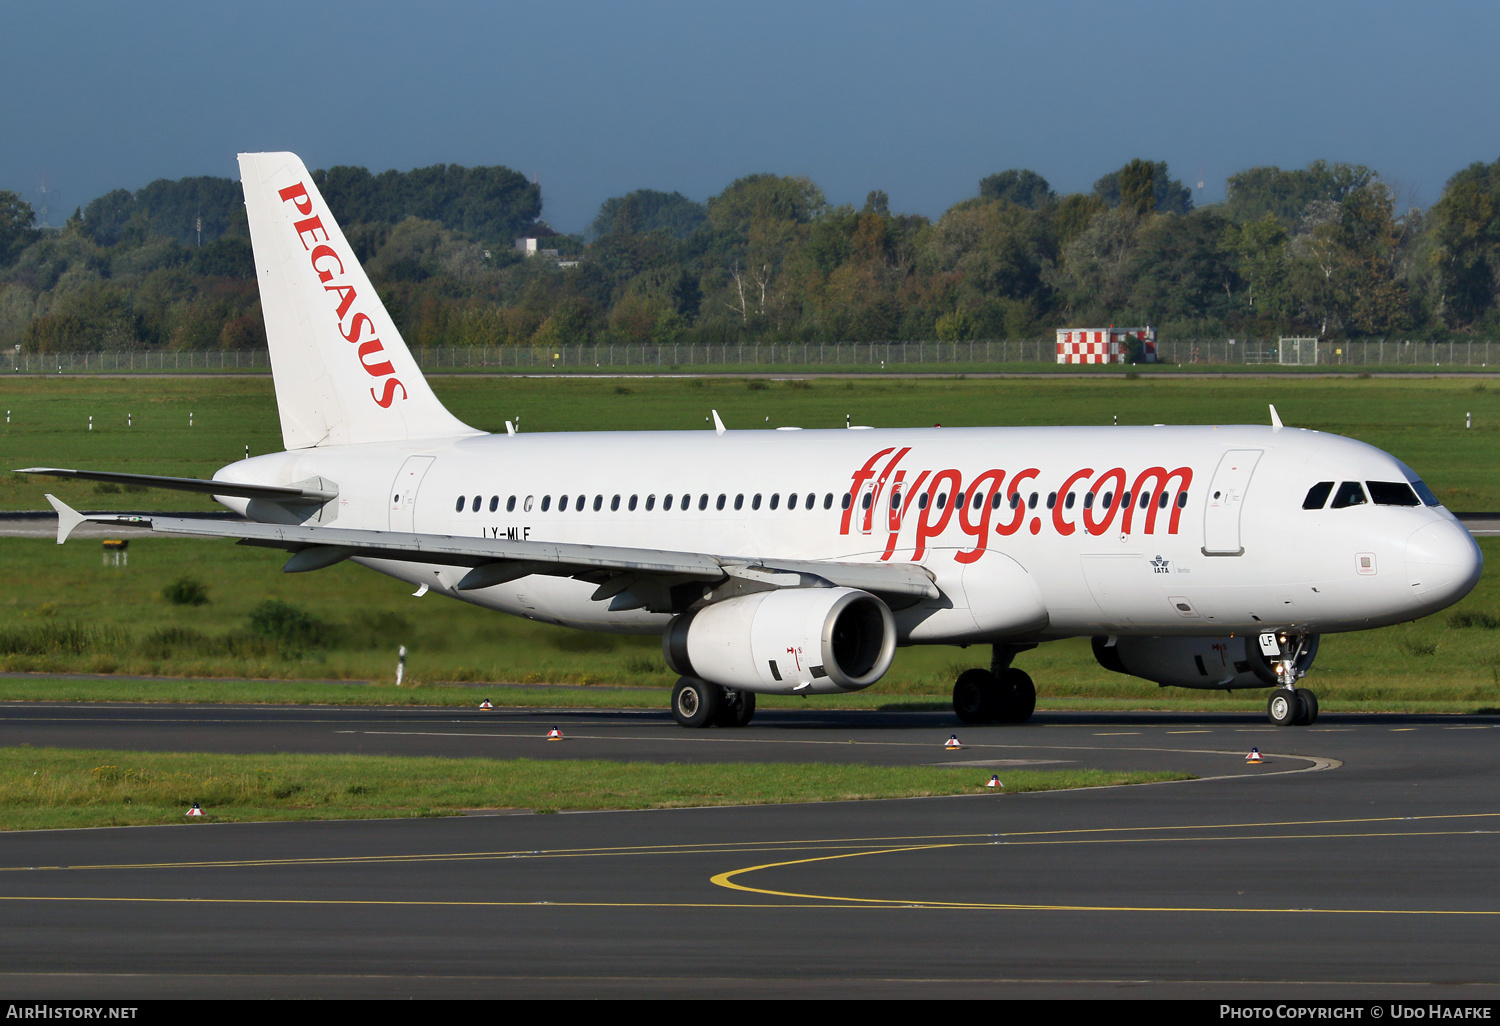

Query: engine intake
663 587 896 694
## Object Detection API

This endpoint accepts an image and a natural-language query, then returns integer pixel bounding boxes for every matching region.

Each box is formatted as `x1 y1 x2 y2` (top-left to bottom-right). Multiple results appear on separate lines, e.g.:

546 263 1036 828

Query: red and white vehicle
29 154 1481 728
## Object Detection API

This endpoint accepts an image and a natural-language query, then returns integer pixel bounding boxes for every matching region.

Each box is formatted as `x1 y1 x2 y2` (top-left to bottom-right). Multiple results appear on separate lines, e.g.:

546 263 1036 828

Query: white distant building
1055 326 1156 364
514 237 561 260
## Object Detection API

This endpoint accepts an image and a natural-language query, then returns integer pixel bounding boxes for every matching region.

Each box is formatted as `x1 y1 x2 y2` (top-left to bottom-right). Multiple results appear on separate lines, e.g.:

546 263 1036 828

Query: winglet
45 494 88 545
1269 404 1284 432
711 410 726 436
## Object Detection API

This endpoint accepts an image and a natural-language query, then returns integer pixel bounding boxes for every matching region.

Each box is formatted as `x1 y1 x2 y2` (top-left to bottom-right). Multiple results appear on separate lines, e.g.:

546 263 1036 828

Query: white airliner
26 152 1484 728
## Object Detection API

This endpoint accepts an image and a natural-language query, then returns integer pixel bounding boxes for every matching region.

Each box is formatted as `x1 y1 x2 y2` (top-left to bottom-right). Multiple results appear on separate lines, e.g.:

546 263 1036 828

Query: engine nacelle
1092 634 1320 690
663 587 897 694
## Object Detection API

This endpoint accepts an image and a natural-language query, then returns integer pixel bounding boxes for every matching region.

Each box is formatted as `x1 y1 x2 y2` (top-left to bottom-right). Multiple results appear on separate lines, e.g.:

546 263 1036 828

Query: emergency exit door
1202 449 1262 556
389 455 436 532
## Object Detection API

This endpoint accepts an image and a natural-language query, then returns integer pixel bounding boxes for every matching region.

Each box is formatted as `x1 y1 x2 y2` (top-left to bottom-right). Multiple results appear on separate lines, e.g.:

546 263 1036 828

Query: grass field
0 374 1497 711
0 747 1188 830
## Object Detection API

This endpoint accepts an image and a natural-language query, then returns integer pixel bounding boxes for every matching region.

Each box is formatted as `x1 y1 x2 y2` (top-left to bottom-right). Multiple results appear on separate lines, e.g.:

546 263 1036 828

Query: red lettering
841 449 895 535
1083 467 1127 536
309 245 344 283
880 469 929 561
955 469 1006 564
371 377 407 408
340 312 375 344
358 340 395 377
1122 467 1194 534
277 181 313 216
325 284 357 321
996 468 1039 536
293 215 329 251
1051 468 1094 537
913 469 962 561
863 448 909 533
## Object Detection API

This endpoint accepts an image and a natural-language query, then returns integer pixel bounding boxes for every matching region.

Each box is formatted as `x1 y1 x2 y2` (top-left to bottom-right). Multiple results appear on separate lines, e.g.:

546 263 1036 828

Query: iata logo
840 447 1192 564
1151 555 1171 574
276 181 407 410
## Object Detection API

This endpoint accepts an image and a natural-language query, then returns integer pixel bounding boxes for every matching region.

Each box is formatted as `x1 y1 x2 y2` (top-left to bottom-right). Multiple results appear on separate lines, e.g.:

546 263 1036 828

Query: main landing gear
671 677 756 728
952 644 1037 725
1263 631 1318 726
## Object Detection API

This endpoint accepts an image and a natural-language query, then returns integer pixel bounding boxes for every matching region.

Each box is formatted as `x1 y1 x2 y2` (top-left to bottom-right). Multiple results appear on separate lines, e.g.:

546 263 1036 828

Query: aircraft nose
1406 519 1483 607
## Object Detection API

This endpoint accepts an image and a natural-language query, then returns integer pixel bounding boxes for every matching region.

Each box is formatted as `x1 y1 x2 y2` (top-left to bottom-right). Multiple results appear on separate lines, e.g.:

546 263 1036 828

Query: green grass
0 375 1498 710
0 747 1189 830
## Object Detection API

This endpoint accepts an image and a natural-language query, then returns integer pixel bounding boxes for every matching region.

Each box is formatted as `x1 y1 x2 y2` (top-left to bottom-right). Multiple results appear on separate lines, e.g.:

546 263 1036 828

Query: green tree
979 169 1055 209
1094 160 1192 215
1428 157 1500 328
1225 161 1376 227
589 189 706 240
0 191 41 265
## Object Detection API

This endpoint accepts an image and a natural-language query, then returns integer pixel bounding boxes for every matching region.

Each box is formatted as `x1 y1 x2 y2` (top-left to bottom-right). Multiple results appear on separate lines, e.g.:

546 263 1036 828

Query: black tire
1295 688 1319 725
953 669 999 723
712 689 756 728
998 668 1037 724
672 677 721 728
1267 689 1303 727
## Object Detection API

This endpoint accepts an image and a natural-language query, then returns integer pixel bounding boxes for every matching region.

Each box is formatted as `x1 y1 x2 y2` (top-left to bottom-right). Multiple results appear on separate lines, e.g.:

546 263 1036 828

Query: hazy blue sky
3 0 1497 232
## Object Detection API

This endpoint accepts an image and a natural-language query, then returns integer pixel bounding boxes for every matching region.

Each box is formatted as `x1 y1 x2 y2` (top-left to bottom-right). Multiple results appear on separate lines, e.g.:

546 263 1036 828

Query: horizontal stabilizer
16 468 336 503
44 494 88 545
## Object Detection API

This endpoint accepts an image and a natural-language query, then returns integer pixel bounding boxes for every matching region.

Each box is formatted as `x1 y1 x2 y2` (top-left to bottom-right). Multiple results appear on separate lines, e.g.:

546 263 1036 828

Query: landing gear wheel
712 689 756 728
953 669 999 724
672 677 721 728
1267 689 1303 727
1294 688 1319 725
997 668 1037 724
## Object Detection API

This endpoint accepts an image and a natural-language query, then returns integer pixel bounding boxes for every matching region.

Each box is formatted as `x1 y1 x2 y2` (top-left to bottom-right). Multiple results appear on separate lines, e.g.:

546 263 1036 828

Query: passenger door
1202 449 1262 556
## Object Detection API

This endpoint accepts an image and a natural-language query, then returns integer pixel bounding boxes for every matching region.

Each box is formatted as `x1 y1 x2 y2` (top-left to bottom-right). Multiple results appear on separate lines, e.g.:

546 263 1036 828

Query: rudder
239 151 479 449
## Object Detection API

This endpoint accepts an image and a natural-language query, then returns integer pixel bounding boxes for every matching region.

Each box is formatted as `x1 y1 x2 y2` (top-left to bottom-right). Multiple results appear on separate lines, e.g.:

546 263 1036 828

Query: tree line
2 153 1500 354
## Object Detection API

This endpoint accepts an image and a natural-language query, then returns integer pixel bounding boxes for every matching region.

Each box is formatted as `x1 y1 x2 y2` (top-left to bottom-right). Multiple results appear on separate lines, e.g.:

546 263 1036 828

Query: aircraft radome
23 152 1483 729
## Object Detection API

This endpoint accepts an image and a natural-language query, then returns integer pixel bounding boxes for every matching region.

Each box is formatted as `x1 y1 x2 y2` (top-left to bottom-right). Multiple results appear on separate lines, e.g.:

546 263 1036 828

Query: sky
3 0 1497 233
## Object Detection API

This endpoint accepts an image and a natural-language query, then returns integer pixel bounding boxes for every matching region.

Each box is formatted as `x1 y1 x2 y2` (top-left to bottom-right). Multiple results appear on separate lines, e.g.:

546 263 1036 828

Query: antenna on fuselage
1269 404 1284 432
711 410 726 436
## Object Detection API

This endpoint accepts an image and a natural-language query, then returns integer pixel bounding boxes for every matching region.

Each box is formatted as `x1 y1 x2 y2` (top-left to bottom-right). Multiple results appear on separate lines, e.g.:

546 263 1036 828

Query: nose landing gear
1260 631 1319 726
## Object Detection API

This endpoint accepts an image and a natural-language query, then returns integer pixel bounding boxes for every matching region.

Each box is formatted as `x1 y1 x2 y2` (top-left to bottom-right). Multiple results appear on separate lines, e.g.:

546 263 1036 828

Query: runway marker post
1246 747 1264 764
945 734 964 750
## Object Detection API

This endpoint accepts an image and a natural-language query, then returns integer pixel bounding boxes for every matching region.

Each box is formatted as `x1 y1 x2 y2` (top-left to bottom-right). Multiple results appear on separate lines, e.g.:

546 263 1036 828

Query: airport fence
6 338 1499 373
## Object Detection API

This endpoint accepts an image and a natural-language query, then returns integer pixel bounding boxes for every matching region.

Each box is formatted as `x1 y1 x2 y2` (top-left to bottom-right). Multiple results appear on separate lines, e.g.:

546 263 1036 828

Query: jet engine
1092 633 1319 690
663 587 897 694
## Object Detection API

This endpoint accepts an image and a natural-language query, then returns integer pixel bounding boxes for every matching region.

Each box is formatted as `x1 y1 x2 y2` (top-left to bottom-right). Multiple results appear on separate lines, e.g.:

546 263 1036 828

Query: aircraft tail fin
238 152 480 449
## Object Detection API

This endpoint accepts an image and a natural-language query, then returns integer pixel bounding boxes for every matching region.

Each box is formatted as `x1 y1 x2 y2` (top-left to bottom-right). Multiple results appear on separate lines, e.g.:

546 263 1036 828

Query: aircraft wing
44 496 939 607
18 467 337 503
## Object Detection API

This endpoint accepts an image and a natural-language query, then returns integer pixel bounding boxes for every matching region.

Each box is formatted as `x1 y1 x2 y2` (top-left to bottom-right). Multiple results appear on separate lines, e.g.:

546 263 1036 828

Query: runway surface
1 704 1498 998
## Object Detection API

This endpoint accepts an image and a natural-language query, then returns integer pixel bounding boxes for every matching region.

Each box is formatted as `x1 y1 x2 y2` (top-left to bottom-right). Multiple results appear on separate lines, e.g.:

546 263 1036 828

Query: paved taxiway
1 705 1498 997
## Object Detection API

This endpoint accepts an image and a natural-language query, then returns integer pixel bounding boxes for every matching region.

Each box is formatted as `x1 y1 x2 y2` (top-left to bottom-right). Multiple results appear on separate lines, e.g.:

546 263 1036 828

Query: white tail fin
238 152 480 449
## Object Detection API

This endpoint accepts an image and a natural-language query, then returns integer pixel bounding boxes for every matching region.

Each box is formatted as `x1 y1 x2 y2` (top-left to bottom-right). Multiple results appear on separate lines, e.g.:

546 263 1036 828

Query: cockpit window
1303 481 1334 510
1408 478 1441 507
1367 481 1421 507
1330 481 1368 509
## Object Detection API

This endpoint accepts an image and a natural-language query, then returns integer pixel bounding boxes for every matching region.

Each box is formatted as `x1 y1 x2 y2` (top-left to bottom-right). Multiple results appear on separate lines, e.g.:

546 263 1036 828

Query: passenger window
1047 492 1057 509
1303 481 1334 510
806 493 815 508
1158 491 1169 509
611 495 621 511
1083 491 1094 509
646 494 655 511
1330 481 1368 509
787 493 799 510
734 494 744 510
472 496 482 513
593 495 603 512
541 495 551 512
663 494 673 511
1101 491 1112 508
524 495 534 512
1121 490 1131 508
974 492 984 510
1140 492 1151 509
558 494 568 511
824 493 833 509
918 493 929 510
1064 493 1075 510
770 493 780 510
455 496 465 513
937 493 948 509
1367 481 1421 507
577 495 587 512
628 495 637 511
1027 492 1038 509
716 494 726 511
1009 493 1021 510
681 494 690 510
507 496 516 512
891 491 902 510
698 494 708 511
752 494 762 510
1177 491 1188 508
862 493 872 510
841 493 852 510
991 492 1003 509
